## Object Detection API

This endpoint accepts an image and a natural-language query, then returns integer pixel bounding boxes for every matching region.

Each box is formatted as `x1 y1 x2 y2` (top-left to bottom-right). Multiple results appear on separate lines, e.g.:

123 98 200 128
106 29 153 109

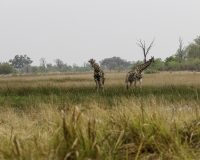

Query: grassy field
1 71 200 159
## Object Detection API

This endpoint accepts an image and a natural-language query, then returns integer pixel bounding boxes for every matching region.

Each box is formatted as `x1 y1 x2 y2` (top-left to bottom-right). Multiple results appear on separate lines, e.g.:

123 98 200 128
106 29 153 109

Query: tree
40 58 47 71
9 55 33 70
40 58 46 69
46 63 53 68
83 62 92 69
137 39 155 62
187 44 199 59
194 36 200 46
31 66 39 73
164 56 179 66
54 59 64 69
61 64 73 72
100 57 131 70
167 61 180 71
0 62 15 74
186 36 200 60
175 37 187 63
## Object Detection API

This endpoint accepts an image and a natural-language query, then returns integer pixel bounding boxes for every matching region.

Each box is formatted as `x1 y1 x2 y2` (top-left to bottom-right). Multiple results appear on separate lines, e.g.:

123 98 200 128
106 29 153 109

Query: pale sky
0 0 200 66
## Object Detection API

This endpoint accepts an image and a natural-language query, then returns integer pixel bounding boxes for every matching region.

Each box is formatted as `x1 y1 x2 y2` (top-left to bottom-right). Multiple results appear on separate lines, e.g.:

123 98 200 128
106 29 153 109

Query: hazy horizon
1 1 200 66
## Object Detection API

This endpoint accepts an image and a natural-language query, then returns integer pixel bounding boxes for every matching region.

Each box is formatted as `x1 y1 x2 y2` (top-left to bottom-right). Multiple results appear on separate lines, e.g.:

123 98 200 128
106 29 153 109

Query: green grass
1 73 200 159
0 85 199 109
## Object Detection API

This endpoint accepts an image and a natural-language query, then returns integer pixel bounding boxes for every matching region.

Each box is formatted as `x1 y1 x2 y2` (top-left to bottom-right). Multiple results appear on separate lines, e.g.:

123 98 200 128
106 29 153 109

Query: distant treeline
1 36 200 74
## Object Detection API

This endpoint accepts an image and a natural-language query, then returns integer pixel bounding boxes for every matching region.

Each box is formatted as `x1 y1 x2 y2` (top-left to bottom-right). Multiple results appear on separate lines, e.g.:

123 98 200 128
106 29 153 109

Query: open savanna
1 71 200 159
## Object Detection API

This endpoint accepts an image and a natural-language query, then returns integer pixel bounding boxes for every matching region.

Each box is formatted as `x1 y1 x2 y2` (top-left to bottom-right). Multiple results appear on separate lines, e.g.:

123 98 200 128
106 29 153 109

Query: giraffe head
88 59 96 64
149 56 155 62
88 59 96 68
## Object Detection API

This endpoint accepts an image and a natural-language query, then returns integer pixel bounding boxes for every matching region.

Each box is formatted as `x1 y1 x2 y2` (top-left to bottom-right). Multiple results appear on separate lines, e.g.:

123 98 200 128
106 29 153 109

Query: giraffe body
125 56 154 90
88 59 105 91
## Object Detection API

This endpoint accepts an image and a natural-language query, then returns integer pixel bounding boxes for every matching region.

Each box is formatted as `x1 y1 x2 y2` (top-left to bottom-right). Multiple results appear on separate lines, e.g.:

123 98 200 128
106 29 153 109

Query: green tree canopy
164 56 179 65
187 43 200 59
54 59 64 69
9 55 33 69
100 57 131 70
185 36 200 59
175 37 187 63
194 36 200 46
0 62 15 74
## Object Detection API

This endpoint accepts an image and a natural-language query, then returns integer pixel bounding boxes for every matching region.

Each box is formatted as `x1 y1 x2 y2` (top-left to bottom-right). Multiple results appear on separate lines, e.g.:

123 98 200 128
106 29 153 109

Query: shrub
0 62 15 74
144 69 159 74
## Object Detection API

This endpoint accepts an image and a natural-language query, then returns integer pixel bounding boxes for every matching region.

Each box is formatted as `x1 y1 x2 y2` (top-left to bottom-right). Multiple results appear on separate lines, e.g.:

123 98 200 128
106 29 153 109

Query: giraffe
88 59 105 91
125 56 155 90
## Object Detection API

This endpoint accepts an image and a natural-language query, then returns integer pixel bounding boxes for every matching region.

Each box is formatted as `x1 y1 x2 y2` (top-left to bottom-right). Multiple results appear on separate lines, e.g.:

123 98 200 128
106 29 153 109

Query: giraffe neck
92 63 101 73
137 60 152 73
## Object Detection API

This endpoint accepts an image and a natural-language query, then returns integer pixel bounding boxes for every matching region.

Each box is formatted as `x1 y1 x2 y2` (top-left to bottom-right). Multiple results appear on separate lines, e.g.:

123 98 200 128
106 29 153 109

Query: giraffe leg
101 82 104 92
125 75 129 90
95 79 98 91
98 80 102 92
134 81 137 89
130 81 133 89
139 78 142 89
125 80 129 90
99 80 104 92
102 73 105 85
100 78 104 92
101 84 104 92
103 76 105 90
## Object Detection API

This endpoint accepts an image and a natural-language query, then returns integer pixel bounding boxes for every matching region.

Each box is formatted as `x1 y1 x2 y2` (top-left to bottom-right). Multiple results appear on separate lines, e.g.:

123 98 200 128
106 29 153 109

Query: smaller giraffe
88 59 105 91
125 56 155 90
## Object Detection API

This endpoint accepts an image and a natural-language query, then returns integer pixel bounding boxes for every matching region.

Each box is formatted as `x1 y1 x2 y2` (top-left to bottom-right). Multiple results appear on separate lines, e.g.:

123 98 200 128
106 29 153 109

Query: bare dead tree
176 37 187 63
40 58 46 69
54 59 64 69
137 38 155 62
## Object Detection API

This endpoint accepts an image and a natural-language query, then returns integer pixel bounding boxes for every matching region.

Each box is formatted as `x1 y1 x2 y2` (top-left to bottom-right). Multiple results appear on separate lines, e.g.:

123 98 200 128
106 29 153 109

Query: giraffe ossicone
125 56 155 90
88 59 105 92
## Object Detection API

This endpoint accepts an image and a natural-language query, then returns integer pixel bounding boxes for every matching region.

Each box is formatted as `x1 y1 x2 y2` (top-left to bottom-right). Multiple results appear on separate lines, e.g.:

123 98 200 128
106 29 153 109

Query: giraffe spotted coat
125 56 154 90
88 59 105 91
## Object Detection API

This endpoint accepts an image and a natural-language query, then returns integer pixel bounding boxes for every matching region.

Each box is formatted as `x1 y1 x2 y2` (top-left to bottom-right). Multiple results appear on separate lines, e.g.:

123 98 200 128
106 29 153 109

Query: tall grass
0 71 200 159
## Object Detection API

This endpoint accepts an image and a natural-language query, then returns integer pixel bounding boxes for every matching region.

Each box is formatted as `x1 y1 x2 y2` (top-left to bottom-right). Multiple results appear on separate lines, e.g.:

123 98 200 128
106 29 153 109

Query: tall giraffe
88 59 105 91
125 56 155 90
